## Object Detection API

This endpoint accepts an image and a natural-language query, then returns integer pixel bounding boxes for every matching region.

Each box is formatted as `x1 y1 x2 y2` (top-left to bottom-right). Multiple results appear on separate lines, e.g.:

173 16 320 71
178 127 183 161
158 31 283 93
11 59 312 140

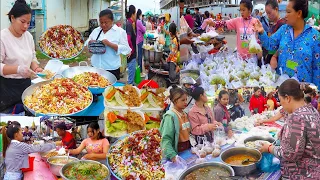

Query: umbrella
144 11 153 16
137 80 159 89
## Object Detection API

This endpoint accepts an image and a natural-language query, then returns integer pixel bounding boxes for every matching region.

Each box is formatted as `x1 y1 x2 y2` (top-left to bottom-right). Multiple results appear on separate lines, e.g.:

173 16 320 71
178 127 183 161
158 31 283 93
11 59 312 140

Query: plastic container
21 156 35 172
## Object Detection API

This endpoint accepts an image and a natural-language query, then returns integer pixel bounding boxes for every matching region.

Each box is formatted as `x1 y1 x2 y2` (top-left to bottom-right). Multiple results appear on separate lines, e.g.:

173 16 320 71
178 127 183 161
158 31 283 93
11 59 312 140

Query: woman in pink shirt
217 0 259 59
0 0 43 113
201 11 215 32
69 122 110 165
188 87 220 144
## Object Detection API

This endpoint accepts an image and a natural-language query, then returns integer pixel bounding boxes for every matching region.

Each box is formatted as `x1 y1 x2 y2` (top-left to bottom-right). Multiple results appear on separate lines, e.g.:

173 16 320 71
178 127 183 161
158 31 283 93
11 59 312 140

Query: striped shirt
5 140 55 172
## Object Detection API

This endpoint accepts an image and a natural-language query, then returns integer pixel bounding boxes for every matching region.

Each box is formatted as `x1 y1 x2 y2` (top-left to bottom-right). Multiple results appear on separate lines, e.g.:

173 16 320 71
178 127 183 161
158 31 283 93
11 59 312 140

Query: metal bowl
38 25 85 61
244 136 275 147
61 65 117 94
22 79 93 116
60 160 110 180
47 156 78 176
178 162 235 180
220 147 262 176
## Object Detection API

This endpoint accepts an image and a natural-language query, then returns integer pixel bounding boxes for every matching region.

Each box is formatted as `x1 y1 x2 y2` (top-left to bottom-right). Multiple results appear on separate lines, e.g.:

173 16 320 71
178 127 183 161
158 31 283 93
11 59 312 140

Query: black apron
0 76 31 112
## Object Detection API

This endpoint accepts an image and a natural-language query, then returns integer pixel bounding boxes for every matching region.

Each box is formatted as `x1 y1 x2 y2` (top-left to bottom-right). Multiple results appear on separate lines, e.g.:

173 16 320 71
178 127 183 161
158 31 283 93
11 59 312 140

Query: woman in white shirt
88 9 131 80
0 0 43 113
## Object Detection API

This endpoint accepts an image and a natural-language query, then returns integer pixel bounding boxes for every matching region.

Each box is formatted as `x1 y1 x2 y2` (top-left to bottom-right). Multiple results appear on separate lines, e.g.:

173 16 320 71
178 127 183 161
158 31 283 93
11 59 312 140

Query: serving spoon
241 158 258 164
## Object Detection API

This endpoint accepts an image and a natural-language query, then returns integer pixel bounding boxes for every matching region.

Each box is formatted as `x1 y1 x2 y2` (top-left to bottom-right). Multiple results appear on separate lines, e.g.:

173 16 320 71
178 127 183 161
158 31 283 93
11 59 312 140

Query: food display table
177 130 282 180
23 153 59 180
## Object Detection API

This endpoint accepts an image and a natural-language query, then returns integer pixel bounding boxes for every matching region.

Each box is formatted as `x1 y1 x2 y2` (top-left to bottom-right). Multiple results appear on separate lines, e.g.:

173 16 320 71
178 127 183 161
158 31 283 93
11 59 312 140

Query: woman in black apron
0 0 43 113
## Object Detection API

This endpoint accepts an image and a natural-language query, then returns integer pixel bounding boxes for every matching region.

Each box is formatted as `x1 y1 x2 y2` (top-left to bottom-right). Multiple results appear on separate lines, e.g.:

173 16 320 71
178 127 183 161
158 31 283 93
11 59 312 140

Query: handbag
88 29 106 54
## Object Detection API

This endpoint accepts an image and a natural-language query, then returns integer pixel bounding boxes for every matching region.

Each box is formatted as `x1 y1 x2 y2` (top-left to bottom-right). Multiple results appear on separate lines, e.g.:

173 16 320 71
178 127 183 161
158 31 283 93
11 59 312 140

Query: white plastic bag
248 34 262 54
164 156 188 180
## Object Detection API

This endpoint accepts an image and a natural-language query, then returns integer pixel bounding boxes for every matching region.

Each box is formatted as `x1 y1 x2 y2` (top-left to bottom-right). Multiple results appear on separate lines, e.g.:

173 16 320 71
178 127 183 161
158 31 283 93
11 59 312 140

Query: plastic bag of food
248 34 262 54
257 153 280 173
164 156 188 180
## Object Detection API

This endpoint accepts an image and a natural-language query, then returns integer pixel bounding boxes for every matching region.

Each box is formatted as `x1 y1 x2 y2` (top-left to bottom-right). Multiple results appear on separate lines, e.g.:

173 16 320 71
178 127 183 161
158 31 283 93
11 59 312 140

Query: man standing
194 8 202 28
307 14 316 26
55 123 76 149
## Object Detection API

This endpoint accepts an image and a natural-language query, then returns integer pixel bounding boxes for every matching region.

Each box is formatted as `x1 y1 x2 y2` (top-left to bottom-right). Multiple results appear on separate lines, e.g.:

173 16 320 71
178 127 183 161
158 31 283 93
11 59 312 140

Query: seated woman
69 122 110 165
160 85 190 162
3 122 57 180
249 87 267 114
260 79 320 179
214 90 233 138
188 86 220 144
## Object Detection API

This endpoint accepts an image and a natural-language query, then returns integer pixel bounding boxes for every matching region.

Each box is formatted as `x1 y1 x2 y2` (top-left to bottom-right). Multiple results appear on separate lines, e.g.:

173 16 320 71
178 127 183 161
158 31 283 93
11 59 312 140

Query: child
214 90 233 138
188 87 221 144
167 22 180 83
212 0 260 59
160 85 190 162
3 122 56 180
266 91 278 111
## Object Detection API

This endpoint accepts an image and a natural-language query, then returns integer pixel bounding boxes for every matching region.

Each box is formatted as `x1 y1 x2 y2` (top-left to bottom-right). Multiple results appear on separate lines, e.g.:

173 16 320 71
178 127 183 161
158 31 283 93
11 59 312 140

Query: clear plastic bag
164 156 188 180
248 34 262 54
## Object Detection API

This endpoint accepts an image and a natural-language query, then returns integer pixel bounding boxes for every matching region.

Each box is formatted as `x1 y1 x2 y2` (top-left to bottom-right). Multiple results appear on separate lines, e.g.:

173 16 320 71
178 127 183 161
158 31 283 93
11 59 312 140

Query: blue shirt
88 26 131 70
259 24 320 87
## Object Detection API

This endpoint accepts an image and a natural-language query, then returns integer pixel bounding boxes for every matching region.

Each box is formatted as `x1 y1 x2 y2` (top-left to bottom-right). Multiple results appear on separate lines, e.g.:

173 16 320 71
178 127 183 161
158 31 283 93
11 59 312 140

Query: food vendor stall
4 21 289 180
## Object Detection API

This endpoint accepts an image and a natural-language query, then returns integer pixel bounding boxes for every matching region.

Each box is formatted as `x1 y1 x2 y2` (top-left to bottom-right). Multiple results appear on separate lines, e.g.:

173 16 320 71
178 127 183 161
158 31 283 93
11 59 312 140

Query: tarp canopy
144 11 153 16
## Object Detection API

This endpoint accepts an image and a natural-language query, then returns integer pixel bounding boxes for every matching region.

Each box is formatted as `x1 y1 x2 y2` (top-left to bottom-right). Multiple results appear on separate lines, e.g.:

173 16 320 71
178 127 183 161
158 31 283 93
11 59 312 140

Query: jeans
4 172 23 180
235 105 244 117
137 42 143 72
164 62 178 82
127 59 136 85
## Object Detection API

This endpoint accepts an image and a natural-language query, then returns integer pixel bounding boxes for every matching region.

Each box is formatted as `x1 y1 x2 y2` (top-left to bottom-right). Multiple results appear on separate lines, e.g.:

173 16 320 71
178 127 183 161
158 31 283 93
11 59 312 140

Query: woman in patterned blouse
260 79 320 179
254 0 320 87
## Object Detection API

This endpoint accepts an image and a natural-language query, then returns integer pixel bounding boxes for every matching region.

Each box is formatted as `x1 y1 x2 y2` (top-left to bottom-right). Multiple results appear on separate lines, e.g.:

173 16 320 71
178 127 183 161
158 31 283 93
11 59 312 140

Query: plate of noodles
61 64 117 94
22 78 93 116
38 25 84 60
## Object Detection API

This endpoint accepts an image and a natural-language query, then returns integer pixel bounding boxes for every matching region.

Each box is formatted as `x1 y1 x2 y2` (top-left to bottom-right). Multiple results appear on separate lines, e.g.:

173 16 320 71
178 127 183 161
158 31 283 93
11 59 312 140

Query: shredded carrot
108 112 117 123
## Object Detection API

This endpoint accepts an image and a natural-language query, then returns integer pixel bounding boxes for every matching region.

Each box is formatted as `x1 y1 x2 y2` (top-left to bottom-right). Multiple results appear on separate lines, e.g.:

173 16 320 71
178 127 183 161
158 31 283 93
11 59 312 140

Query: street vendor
254 0 320 87
160 86 190 162
55 123 76 150
188 87 221 144
88 9 131 80
3 121 57 180
249 87 267 114
0 0 43 113
214 90 233 138
162 14 171 51
259 79 320 179
68 122 109 165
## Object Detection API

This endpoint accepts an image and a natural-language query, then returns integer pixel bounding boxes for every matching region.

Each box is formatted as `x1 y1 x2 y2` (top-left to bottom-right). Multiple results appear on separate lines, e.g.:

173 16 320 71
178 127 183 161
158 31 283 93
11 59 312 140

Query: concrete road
224 31 237 51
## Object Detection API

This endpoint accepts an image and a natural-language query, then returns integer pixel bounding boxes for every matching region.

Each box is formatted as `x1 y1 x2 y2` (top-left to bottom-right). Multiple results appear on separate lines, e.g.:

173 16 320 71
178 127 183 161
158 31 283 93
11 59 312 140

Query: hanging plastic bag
257 153 280 172
164 156 188 180
134 65 141 84
248 34 262 54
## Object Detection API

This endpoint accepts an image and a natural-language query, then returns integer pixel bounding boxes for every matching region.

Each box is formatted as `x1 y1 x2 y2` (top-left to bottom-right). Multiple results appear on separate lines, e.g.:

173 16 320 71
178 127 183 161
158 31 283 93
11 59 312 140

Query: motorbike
227 104 245 121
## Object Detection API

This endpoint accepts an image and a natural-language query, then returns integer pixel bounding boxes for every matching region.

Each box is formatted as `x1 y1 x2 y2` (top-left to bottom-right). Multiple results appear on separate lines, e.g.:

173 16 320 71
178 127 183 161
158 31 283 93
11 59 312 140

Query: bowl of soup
48 156 78 176
178 162 235 180
220 147 262 176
